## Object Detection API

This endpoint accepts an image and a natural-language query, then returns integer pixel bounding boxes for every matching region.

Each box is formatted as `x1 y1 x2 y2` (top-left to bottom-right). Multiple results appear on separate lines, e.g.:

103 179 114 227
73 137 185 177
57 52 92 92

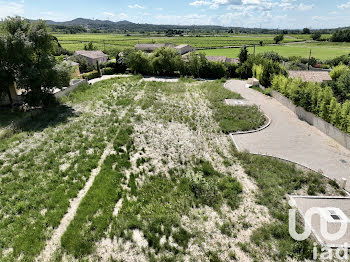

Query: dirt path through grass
37 139 116 261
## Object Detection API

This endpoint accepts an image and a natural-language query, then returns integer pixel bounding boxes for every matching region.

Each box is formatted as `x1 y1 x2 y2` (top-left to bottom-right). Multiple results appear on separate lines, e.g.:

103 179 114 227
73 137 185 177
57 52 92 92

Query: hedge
82 70 101 80
271 75 350 134
103 67 115 75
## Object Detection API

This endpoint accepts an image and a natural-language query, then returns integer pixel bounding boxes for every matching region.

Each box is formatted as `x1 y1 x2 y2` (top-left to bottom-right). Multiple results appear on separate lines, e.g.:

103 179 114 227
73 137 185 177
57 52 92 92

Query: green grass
236 152 344 261
202 44 350 60
204 81 266 133
55 33 309 53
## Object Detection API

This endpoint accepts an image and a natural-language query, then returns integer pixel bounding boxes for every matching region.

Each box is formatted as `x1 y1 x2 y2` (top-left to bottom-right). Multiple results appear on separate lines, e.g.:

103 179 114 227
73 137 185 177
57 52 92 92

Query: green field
55 33 312 52
202 43 350 60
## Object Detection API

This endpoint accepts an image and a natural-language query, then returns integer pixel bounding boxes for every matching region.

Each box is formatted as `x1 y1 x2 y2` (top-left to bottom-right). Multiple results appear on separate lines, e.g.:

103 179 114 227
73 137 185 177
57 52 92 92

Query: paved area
142 76 179 82
226 80 350 191
88 75 132 85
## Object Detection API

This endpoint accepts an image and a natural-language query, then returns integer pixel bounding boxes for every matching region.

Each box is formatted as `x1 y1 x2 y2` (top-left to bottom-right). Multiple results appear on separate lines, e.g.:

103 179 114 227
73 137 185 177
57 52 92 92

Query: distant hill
30 18 349 33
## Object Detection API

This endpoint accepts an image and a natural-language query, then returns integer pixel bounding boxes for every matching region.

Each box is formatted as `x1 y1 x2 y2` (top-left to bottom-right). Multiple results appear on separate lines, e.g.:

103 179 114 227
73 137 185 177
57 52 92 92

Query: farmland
53 33 350 60
0 77 344 261
202 43 350 60
54 33 312 52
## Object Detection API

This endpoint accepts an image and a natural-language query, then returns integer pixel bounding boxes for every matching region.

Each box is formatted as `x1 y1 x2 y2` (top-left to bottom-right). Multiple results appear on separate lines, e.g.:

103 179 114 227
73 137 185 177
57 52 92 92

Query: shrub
311 32 322 41
125 49 151 75
274 34 284 44
103 67 115 75
239 46 248 64
253 64 263 81
334 71 350 101
226 62 239 78
330 64 350 81
271 74 350 133
82 70 100 80
262 51 284 62
150 47 184 76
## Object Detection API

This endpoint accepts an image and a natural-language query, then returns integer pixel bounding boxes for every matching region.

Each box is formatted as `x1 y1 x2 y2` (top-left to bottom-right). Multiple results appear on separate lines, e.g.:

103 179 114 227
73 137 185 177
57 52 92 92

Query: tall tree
0 17 71 107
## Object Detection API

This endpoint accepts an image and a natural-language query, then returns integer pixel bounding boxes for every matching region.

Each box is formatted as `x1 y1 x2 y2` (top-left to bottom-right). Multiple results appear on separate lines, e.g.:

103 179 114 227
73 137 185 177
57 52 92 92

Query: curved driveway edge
225 80 350 191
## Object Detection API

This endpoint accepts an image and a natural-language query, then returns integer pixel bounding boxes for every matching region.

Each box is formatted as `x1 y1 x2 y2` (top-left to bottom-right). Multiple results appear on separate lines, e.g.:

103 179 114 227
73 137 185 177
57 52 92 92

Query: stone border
224 81 272 136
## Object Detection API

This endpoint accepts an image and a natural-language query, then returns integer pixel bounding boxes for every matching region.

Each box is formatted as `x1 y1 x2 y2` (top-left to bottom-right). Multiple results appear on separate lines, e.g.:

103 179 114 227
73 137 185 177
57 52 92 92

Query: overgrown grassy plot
107 160 242 260
236 152 344 261
60 125 133 258
57 78 244 260
0 78 140 261
204 81 266 133
0 113 112 260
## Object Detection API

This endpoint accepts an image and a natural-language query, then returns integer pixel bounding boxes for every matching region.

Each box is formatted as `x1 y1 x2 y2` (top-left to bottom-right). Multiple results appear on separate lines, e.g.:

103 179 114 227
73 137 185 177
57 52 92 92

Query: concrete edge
230 114 272 135
224 81 273 136
289 195 350 200
229 134 350 197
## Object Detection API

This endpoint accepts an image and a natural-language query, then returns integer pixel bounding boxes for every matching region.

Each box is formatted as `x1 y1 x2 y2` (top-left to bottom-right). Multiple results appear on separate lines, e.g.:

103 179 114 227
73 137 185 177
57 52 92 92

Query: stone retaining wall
271 90 350 150
53 79 88 98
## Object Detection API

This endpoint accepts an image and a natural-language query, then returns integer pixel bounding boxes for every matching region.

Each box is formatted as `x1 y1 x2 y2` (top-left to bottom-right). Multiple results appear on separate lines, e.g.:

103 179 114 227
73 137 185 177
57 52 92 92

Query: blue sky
0 0 349 29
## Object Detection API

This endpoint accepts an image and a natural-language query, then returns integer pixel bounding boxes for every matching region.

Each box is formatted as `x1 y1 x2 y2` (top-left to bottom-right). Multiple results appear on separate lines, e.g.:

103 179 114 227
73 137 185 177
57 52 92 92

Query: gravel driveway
226 80 350 191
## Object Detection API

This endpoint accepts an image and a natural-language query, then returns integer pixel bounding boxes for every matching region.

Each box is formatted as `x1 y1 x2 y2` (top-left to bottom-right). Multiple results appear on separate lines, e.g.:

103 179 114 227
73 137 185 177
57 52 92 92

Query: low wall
53 79 88 98
271 90 350 150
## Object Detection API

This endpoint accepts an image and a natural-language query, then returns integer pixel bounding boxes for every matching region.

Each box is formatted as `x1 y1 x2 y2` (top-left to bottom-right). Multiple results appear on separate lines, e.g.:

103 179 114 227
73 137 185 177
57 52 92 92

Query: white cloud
0 1 24 18
103 12 115 17
338 1 350 9
128 4 145 9
118 13 128 19
298 3 314 11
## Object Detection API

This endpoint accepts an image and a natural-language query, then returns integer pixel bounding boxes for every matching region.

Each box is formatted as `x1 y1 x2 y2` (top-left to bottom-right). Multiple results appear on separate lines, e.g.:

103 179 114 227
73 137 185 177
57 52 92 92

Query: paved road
88 75 132 85
226 80 350 191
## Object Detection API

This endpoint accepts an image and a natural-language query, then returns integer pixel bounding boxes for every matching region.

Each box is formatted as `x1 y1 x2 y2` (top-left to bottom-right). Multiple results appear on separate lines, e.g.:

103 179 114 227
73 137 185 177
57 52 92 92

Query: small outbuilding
135 43 175 53
174 44 195 55
205 56 239 63
73 50 108 65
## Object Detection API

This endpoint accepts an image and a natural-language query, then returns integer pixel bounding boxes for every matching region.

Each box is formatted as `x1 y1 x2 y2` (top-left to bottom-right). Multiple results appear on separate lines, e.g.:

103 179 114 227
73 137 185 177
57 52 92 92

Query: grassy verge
204 81 266 133
236 152 344 261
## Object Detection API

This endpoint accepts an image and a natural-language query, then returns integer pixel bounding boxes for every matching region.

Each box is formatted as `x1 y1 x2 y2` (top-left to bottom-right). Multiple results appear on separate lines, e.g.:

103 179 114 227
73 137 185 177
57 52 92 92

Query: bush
103 67 115 75
330 64 350 80
150 47 184 76
253 64 263 81
262 51 284 62
71 57 96 73
125 49 151 75
311 32 322 41
226 62 239 78
271 74 350 133
239 46 248 64
82 70 101 80
274 34 284 44
334 71 350 101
